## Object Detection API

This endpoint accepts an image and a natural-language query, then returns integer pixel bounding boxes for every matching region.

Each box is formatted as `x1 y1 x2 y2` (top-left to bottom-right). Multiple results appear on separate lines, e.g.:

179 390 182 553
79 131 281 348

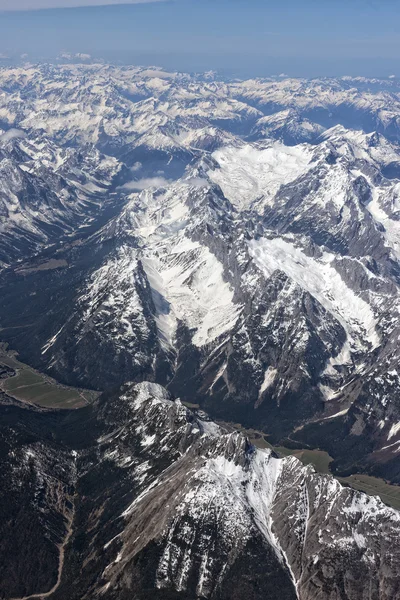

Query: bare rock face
1 383 399 600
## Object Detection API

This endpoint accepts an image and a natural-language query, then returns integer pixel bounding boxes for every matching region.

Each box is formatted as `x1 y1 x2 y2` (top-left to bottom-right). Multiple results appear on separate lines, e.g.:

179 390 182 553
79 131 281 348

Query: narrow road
11 500 75 600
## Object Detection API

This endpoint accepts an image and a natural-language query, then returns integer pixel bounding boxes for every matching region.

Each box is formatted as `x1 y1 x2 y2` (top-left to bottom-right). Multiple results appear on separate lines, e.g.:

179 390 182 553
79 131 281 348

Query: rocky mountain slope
1 381 399 600
1 65 400 487
0 128 127 267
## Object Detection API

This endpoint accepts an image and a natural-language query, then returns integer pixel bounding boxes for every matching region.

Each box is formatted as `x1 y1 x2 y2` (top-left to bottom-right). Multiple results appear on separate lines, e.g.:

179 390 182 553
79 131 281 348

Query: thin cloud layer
0 128 27 143
122 176 171 191
0 0 166 10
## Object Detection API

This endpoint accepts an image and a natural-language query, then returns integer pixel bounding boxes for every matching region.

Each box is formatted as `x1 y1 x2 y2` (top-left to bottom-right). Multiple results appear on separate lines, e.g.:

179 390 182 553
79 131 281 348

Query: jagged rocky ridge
1 382 399 600
0 130 127 266
1 65 400 486
2 129 400 483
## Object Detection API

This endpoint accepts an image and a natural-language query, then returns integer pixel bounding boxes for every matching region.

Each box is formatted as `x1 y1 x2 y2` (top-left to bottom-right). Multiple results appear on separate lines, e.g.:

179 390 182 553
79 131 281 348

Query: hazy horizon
0 0 399 79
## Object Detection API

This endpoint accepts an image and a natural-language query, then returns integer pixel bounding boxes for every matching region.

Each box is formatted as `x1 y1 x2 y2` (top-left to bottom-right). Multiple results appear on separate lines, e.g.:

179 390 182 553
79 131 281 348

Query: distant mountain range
1 64 400 599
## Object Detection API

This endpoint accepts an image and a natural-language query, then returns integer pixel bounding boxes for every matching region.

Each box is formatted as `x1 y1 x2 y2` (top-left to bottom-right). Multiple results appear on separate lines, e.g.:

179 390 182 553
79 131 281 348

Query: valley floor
0 344 98 409
2 341 400 511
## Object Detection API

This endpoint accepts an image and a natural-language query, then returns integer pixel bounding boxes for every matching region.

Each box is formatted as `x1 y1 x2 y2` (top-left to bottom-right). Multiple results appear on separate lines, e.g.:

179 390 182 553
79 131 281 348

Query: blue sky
0 0 399 78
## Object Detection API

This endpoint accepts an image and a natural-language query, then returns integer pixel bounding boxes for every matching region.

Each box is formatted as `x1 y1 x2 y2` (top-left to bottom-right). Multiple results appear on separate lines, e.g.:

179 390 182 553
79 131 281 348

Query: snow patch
209 142 313 211
388 422 400 440
249 237 379 351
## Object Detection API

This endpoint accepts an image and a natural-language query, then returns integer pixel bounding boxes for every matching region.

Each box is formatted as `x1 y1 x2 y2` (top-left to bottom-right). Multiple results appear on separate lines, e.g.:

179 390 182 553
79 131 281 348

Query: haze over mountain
1 0 400 78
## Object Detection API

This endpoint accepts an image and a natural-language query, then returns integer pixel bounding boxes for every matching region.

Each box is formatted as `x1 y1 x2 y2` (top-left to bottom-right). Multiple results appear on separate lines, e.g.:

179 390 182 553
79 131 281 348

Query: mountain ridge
1 380 400 600
1 65 400 598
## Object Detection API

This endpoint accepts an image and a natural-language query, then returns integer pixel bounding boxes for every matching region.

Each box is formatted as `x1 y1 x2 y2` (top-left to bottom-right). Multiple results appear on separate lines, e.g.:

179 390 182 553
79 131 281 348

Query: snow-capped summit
2 63 400 599
1 65 400 485
1 381 399 599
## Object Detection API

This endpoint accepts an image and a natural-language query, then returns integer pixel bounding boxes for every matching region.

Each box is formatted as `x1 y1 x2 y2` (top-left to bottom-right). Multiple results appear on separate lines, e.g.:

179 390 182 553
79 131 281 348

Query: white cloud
130 161 143 172
0 128 27 143
60 52 92 60
122 175 207 192
389 74 396 79
122 176 170 191
0 0 167 10
184 176 208 188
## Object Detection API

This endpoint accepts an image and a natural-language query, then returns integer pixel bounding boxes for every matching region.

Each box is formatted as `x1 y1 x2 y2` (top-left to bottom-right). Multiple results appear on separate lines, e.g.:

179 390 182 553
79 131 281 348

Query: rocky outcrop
1 382 399 600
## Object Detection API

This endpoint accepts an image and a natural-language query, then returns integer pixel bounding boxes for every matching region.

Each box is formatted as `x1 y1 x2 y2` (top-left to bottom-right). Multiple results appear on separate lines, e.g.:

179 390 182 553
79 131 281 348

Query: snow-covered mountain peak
86 382 400 600
2 65 400 541
208 141 314 211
